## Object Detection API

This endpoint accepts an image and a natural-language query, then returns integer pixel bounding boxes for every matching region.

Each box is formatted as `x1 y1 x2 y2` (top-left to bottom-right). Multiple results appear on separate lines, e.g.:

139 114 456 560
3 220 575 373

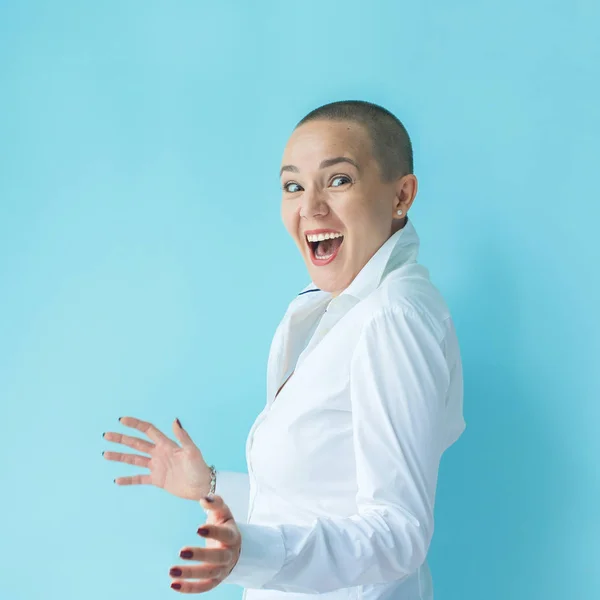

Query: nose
298 186 329 220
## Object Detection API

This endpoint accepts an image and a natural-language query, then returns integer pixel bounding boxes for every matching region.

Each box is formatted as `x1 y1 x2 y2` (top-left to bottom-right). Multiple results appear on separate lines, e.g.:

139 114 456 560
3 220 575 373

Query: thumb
172 418 200 451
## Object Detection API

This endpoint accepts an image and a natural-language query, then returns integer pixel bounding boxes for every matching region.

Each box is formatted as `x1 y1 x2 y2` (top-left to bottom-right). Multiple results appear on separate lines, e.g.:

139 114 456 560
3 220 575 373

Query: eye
330 175 352 187
283 181 303 193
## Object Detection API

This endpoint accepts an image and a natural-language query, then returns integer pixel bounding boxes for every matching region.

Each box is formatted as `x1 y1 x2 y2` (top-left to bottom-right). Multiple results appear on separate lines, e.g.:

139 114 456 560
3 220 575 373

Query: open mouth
306 234 344 263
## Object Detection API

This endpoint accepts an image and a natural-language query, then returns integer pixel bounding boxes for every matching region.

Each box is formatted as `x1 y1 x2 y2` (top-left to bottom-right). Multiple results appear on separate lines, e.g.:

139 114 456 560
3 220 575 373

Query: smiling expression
280 119 417 296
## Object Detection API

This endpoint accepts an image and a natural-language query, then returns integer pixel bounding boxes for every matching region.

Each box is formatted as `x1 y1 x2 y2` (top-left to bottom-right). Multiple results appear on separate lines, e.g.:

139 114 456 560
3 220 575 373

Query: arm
213 470 250 524
223 306 451 593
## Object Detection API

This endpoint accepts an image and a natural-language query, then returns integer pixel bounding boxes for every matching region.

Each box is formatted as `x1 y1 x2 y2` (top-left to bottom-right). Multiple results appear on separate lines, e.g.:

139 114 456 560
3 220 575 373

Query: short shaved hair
295 100 413 183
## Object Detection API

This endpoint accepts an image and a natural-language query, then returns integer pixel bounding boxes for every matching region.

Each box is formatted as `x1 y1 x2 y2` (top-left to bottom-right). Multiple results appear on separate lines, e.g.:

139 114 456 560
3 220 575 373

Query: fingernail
171 582 181 590
176 418 182 428
197 527 209 536
102 451 105 456
118 417 123 422
113 479 117 484
180 550 193 559
170 567 182 577
102 432 105 437
204 495 214 503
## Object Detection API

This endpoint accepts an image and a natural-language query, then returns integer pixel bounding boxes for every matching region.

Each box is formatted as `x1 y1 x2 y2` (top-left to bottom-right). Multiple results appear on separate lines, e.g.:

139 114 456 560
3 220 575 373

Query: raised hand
103 416 212 501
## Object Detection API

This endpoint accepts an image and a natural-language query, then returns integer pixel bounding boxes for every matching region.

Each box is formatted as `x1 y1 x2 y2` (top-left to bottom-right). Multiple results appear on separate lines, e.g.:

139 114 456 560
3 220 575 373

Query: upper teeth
306 232 343 242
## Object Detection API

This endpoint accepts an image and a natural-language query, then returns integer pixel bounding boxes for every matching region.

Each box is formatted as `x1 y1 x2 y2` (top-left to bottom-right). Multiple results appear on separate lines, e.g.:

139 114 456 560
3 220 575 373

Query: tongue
316 236 343 258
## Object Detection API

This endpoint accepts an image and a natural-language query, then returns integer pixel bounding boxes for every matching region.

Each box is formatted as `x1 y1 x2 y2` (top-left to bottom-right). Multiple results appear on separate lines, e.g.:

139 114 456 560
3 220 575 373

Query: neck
391 216 408 235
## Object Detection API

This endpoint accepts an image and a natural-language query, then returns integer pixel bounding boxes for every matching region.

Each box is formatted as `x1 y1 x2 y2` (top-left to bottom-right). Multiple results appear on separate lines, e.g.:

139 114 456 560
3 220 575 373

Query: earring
397 209 403 216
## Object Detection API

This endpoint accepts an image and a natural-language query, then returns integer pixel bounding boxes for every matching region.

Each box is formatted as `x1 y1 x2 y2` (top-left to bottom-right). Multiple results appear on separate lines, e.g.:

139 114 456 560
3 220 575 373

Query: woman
102 100 466 600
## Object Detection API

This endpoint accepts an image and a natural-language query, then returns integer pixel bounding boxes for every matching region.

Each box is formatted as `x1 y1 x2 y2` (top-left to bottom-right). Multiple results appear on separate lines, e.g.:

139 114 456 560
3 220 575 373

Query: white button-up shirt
212 218 466 600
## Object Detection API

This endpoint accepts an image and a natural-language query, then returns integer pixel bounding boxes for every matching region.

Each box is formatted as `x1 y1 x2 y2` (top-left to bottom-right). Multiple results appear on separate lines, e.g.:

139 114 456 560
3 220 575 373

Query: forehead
282 120 373 168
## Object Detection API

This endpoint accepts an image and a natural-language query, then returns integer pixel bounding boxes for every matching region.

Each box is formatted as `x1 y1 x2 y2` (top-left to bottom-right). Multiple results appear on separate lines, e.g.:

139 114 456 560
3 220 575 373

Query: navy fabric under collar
297 288 321 296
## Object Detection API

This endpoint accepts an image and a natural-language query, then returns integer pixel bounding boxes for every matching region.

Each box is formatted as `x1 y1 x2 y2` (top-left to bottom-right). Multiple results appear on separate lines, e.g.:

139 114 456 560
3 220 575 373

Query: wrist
191 465 216 502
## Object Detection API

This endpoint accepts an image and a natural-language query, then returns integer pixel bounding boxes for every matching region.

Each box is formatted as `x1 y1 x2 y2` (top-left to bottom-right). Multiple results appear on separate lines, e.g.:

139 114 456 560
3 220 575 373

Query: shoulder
358 263 453 344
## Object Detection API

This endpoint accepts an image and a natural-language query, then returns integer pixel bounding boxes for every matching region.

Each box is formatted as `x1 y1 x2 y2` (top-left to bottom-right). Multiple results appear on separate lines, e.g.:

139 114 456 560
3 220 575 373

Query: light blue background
1 1 598 599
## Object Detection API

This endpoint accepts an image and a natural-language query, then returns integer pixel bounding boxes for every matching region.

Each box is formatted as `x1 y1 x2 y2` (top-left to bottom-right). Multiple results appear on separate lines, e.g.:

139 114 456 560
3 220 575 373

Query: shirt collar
296 216 420 305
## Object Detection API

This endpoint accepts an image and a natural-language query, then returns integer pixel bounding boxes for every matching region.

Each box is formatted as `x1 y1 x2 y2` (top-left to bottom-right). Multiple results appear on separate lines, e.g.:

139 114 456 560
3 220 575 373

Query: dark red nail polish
171 582 181 590
180 550 193 559
170 567 182 577
197 527 209 536
176 418 182 428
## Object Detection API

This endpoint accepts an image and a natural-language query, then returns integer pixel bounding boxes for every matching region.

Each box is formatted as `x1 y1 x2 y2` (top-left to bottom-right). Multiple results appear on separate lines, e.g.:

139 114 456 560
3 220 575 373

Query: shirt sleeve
223 306 452 593
213 470 250 524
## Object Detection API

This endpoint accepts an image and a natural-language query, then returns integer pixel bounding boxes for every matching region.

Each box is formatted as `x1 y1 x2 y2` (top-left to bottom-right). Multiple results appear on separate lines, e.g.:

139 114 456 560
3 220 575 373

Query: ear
393 174 418 215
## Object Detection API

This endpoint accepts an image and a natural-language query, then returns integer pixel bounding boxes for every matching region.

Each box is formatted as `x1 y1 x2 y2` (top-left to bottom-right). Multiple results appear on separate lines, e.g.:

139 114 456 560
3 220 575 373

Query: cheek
280 201 298 235
338 203 371 233
348 196 389 228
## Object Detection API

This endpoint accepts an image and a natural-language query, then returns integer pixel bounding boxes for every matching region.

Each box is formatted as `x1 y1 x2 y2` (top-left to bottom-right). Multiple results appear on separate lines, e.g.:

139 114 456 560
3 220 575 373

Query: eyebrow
279 156 360 177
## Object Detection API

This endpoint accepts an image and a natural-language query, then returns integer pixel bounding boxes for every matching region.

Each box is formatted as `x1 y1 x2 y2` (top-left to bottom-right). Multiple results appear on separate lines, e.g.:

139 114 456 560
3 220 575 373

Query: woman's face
280 119 415 296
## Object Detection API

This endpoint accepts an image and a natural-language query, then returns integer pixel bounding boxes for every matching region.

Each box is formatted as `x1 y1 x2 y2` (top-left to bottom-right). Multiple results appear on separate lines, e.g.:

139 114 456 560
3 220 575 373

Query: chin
308 272 342 294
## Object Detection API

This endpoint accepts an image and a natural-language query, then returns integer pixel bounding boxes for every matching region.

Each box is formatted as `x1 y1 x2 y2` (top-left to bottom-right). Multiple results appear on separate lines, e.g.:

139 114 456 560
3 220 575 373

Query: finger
103 451 151 469
170 563 227 581
177 546 234 565
172 418 200 451
118 416 176 447
199 495 234 523
114 474 152 486
171 577 220 594
196 523 238 545
103 431 155 454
